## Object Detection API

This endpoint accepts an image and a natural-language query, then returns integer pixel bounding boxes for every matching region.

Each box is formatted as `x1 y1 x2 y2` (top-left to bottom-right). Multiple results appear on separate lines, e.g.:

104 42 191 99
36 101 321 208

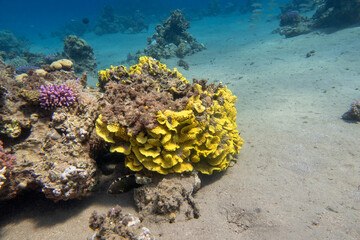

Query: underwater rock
0 61 101 201
128 9 205 63
134 171 201 223
178 59 189 70
342 101 360 122
62 35 97 75
0 30 23 55
274 10 312 38
89 205 155 240
275 0 360 38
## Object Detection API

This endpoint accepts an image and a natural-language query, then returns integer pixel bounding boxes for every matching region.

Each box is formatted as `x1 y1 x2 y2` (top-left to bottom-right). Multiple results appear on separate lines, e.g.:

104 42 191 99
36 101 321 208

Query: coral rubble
89 205 154 240
0 59 100 201
96 56 243 175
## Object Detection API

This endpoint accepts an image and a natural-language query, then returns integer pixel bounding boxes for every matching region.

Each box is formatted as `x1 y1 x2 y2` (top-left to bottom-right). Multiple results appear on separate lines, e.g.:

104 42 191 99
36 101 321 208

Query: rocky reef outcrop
128 10 205 63
275 0 360 38
342 101 360 122
0 59 100 201
62 35 97 75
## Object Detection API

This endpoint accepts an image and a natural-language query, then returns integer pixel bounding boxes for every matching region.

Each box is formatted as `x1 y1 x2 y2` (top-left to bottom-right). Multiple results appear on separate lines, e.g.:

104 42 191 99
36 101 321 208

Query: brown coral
99 56 191 136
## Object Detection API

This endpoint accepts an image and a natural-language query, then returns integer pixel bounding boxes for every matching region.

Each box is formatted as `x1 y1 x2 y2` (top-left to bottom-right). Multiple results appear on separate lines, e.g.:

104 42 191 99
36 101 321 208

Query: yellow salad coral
95 56 243 174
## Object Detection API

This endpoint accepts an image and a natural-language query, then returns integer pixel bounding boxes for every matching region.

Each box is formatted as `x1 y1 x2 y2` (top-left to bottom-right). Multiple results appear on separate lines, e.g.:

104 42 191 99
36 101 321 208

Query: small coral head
38 83 77 110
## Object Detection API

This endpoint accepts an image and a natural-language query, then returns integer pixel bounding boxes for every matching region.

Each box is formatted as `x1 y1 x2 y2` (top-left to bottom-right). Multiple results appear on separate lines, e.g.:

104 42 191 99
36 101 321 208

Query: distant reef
274 0 360 38
126 9 206 65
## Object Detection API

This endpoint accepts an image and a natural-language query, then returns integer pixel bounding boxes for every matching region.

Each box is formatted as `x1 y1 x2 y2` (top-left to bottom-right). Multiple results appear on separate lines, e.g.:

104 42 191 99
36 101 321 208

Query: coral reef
280 10 302 27
62 35 96 75
89 205 154 240
0 30 24 55
312 0 360 28
275 0 360 38
95 56 243 175
342 101 360 122
128 10 205 63
5 51 62 73
0 60 100 201
134 172 201 223
275 13 312 38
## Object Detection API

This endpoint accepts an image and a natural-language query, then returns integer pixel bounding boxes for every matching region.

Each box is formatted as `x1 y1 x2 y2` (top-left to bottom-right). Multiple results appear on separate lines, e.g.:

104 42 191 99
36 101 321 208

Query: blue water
0 0 288 37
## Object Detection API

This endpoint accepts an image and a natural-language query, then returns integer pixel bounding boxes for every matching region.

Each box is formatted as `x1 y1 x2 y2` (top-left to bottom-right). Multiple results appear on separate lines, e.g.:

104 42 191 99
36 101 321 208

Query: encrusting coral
96 56 243 175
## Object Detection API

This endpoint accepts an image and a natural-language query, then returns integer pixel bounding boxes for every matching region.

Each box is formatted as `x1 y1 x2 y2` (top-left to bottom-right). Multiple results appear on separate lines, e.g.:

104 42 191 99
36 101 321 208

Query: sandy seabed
1 15 360 239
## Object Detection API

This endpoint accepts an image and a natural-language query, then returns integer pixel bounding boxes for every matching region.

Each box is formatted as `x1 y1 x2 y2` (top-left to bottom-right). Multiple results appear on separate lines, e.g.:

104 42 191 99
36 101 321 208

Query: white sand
1 15 360 239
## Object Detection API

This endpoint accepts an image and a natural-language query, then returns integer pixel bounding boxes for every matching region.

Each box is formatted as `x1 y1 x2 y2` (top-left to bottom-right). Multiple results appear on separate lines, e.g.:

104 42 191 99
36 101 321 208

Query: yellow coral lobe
107 123 120 133
126 157 143 172
138 146 161 158
136 132 148 144
95 116 115 143
162 154 178 168
110 143 131 155
173 162 193 173
179 123 202 142
163 141 179 151
193 102 206 113
161 133 172 145
114 126 130 141
149 125 168 136
147 138 161 147
191 154 200 163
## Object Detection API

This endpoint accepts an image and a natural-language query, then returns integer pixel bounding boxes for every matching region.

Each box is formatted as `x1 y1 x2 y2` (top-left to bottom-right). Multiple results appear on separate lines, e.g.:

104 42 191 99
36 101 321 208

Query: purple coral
39 83 77 110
